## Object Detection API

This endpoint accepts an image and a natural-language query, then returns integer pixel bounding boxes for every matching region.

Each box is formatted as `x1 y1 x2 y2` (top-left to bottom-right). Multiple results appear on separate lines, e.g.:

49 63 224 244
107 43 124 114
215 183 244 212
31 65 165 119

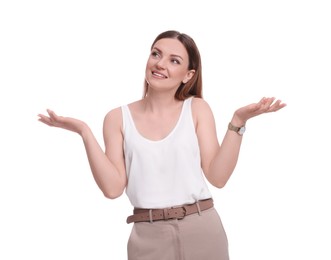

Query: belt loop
149 209 153 223
196 201 202 216
163 208 169 220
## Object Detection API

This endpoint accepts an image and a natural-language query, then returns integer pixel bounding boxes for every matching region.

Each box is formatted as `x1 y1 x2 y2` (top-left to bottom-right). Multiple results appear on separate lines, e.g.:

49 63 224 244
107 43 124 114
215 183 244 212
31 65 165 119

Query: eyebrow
153 47 184 61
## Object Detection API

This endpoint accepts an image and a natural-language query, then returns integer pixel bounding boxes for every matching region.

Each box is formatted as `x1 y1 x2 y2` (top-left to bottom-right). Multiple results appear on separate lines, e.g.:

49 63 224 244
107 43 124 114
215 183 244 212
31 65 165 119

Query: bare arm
193 97 286 188
38 108 127 199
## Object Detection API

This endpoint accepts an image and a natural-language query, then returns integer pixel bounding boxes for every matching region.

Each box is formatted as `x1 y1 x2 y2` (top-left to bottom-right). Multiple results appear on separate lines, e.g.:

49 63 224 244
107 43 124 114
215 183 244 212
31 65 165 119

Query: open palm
235 97 286 123
38 109 87 135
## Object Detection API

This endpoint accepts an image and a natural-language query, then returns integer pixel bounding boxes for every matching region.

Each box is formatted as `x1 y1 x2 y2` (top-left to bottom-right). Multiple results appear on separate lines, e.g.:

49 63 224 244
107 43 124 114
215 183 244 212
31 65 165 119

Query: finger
268 100 286 112
37 114 50 121
258 97 275 112
37 115 53 126
259 97 266 103
272 101 287 112
265 97 276 106
47 110 65 125
38 118 53 127
47 109 57 119
270 100 281 111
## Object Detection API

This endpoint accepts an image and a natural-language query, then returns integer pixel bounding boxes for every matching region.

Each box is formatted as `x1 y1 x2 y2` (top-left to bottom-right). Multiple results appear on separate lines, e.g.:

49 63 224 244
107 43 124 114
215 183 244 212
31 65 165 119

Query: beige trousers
127 207 229 260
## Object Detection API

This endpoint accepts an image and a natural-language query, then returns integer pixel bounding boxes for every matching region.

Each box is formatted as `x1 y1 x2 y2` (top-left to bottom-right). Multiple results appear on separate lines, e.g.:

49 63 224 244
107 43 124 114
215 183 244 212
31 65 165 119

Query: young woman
38 30 286 260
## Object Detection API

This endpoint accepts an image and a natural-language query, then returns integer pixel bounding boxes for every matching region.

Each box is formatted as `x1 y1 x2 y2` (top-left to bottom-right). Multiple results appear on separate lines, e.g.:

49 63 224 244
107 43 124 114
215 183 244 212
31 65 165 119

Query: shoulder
191 97 217 133
102 107 123 141
104 106 122 126
103 99 142 128
191 97 211 109
191 97 214 120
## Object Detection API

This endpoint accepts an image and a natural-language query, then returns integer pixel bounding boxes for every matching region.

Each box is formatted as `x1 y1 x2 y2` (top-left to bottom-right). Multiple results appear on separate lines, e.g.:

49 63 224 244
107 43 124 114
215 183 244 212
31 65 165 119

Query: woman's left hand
233 97 286 125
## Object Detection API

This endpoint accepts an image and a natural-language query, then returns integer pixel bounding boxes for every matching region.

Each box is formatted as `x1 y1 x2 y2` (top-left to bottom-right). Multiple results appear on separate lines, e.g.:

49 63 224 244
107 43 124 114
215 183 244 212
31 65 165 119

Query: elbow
206 168 232 189
212 180 227 189
103 188 125 200
103 192 122 200
207 174 229 189
100 178 127 199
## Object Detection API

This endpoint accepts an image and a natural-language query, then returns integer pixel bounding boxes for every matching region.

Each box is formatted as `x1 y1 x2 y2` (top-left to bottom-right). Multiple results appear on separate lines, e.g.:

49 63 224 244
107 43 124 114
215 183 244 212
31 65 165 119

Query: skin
38 38 286 198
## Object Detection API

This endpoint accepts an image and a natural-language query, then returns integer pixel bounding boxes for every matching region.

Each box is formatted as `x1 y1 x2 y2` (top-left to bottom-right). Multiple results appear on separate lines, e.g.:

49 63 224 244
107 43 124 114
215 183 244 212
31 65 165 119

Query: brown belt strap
126 198 213 224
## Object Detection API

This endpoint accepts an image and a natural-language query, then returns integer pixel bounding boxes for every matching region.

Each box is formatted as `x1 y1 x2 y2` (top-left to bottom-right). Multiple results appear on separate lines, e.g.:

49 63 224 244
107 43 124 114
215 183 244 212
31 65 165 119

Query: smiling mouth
152 71 168 78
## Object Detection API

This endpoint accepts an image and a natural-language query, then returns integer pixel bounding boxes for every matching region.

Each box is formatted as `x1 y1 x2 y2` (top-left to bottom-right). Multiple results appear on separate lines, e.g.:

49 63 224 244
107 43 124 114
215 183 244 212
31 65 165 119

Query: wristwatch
228 122 246 136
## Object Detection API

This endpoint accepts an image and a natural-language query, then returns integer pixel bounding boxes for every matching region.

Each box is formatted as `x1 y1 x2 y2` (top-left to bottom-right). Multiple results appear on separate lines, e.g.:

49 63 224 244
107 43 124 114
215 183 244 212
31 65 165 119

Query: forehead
152 38 188 58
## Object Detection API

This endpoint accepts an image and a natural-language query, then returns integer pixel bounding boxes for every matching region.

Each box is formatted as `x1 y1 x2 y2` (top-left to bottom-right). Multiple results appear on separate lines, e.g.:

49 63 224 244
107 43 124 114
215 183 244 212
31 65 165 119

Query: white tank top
121 97 212 209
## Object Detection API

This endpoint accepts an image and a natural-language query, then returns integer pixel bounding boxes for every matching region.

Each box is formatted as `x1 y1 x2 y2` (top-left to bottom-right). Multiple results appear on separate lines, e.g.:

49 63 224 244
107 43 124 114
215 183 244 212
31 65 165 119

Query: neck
143 91 180 113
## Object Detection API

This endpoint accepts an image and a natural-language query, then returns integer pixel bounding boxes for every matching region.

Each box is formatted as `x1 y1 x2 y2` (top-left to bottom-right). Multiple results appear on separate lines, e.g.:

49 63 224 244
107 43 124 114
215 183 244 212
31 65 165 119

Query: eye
171 59 181 65
151 51 160 58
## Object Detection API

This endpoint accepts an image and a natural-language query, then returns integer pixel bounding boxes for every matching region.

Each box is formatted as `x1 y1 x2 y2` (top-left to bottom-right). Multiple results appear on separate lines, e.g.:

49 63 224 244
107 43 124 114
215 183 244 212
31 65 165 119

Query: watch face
238 126 246 135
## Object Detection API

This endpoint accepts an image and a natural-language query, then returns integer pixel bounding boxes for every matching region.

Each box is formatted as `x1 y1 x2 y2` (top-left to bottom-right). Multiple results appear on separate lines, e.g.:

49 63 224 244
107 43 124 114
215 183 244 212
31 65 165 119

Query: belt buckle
175 206 187 220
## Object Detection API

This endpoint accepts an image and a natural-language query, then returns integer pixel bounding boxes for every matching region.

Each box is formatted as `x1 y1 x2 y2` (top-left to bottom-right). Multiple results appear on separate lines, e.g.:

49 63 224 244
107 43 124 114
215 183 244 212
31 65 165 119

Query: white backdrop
1 0 330 259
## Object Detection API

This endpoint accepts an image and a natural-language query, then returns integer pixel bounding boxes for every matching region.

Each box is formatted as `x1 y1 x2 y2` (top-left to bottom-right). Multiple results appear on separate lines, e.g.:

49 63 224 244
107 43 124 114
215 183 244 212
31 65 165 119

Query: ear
183 70 195 84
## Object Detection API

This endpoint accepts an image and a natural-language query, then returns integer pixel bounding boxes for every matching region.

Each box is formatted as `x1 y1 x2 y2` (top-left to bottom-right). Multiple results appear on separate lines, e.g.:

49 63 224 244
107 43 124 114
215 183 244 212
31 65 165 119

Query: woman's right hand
38 109 88 136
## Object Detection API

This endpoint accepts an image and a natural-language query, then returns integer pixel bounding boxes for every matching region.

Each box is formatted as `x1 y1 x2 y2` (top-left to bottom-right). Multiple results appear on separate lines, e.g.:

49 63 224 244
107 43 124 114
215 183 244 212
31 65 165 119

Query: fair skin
38 38 286 198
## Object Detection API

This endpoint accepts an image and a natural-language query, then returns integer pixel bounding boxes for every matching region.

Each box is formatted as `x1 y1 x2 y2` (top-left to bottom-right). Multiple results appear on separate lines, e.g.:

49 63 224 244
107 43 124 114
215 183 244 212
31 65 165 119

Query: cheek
173 69 189 80
145 59 152 73
145 58 155 71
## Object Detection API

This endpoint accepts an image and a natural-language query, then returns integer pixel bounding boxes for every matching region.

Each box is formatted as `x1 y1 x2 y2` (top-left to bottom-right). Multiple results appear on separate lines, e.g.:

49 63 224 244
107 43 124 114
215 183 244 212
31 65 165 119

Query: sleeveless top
121 97 212 209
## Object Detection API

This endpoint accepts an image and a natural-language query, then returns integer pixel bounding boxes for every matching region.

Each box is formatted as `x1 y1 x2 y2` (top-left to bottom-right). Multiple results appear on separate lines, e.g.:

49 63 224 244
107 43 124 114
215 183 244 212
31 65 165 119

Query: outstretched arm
38 108 127 199
194 97 286 188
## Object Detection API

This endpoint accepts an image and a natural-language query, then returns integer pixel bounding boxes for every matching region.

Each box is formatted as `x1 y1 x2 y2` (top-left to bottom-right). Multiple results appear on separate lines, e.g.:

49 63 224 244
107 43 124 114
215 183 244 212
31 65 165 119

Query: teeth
153 72 166 78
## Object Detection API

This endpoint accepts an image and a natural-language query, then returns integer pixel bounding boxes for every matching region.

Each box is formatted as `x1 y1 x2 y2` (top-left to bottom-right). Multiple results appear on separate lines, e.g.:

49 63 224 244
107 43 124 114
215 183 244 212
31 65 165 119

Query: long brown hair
143 30 203 100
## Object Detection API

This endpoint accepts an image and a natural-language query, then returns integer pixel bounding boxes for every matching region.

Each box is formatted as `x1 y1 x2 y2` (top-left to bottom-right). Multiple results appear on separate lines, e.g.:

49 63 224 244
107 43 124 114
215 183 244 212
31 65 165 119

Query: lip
152 70 168 79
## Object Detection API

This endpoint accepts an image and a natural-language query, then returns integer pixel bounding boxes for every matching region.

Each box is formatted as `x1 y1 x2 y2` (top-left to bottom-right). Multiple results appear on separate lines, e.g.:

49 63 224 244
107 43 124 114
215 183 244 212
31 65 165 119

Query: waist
126 198 213 224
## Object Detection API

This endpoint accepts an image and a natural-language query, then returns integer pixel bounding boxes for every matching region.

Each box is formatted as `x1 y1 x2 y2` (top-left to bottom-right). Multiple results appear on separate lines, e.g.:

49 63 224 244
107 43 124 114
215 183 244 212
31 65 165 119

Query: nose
156 58 166 70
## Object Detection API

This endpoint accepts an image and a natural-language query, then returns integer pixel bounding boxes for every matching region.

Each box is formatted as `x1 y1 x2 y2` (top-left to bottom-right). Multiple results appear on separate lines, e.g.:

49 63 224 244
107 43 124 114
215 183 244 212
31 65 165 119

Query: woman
38 30 286 260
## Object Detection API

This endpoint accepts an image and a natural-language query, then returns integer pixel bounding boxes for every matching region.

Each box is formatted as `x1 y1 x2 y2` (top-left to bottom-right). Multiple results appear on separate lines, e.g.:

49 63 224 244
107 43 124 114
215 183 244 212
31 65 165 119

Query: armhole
190 97 198 132
120 106 126 133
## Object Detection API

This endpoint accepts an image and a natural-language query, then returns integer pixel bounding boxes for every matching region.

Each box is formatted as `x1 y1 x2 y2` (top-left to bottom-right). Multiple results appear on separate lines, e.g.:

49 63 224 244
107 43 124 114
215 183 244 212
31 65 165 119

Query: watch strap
228 122 245 135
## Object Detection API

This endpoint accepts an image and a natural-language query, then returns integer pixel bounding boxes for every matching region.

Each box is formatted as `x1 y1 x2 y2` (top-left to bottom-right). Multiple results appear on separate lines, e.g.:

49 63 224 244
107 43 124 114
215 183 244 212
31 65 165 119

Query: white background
1 0 330 259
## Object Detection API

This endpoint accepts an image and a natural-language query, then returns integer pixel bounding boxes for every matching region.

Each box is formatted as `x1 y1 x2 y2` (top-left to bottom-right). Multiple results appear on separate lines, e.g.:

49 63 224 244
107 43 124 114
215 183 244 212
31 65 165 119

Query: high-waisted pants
127 207 229 260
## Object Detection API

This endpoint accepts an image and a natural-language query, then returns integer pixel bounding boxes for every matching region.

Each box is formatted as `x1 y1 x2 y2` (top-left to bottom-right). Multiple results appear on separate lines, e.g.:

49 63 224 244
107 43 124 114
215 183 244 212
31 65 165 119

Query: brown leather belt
126 198 213 224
